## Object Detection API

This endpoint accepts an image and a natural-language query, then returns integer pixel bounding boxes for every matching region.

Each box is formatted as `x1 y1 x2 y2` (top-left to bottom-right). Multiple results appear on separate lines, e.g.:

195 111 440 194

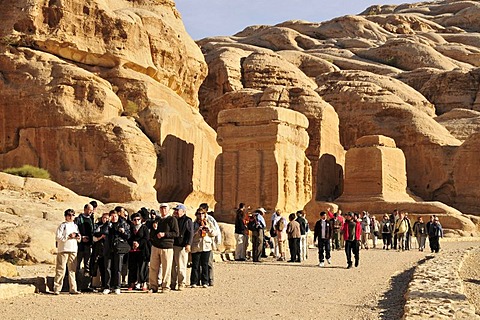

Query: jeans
191 251 210 286
105 253 124 290
344 240 359 266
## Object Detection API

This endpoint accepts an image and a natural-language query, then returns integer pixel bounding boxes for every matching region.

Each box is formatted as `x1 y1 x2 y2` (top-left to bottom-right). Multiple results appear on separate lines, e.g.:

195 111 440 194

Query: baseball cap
174 204 187 211
159 203 169 210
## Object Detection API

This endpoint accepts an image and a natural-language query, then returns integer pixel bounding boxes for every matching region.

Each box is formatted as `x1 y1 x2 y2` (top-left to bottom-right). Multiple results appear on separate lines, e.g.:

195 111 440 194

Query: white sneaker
327 259 331 264
114 289 121 295
319 262 325 267
102 289 110 295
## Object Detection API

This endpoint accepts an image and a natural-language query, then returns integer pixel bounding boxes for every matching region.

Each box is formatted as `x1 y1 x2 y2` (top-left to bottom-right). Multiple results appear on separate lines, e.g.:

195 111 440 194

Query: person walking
428 216 443 253
394 212 408 251
341 212 361 269
53 209 81 295
380 214 393 250
313 211 333 267
413 216 427 252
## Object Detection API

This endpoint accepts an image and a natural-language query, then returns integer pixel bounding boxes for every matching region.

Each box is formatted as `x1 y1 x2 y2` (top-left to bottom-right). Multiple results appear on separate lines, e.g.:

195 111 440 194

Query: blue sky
175 1 417 40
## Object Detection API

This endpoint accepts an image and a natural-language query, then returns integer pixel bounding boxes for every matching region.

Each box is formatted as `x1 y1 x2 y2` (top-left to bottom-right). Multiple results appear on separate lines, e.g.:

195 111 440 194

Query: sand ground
0 240 478 320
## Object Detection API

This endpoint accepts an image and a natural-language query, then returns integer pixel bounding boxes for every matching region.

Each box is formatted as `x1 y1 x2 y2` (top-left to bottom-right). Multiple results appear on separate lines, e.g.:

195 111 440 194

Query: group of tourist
53 201 221 295
234 205 444 269
54 200 445 295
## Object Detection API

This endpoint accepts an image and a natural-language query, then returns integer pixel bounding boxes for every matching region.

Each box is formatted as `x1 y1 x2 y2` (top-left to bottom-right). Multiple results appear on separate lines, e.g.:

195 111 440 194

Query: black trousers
429 236 440 253
252 231 264 262
191 251 210 286
288 238 301 262
382 233 392 248
345 240 359 266
105 253 124 290
318 238 331 262
128 251 148 285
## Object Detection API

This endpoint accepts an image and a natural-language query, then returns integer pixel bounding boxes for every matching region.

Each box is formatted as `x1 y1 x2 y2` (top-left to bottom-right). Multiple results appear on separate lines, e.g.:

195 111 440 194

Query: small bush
3 165 51 179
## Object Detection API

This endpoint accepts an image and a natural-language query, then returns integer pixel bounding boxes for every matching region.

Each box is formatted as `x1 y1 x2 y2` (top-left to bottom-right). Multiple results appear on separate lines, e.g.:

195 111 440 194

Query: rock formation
197 0 480 217
216 107 311 219
0 172 94 264
0 0 220 205
337 135 475 233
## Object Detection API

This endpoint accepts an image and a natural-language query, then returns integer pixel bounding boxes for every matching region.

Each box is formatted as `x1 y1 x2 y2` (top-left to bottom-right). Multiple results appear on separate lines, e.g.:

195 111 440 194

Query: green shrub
3 165 51 179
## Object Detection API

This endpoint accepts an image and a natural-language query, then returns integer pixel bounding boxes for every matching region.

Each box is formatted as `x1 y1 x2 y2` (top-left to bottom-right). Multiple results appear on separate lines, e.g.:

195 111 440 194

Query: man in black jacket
314 212 333 267
75 203 94 277
148 203 179 293
171 204 193 291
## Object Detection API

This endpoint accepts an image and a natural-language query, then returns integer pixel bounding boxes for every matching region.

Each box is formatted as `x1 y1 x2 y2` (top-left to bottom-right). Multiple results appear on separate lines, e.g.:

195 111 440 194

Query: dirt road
1 241 477 320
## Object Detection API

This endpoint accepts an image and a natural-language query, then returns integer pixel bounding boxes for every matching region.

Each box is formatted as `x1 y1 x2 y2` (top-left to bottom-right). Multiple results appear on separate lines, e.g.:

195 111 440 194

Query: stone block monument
215 107 312 220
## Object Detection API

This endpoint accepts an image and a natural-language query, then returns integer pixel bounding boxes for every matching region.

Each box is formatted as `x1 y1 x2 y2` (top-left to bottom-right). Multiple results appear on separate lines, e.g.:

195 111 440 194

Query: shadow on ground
378 257 432 320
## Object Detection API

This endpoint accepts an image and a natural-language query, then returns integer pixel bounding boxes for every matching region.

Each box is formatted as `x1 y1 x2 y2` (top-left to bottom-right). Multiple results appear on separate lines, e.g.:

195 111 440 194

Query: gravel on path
0 240 477 320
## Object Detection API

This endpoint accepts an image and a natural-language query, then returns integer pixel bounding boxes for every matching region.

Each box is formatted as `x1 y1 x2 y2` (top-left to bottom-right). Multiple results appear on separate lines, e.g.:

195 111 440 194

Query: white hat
159 203 170 209
257 207 266 214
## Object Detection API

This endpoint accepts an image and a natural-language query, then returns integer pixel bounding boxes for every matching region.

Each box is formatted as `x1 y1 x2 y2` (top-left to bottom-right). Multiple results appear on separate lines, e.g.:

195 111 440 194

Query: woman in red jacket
341 212 362 269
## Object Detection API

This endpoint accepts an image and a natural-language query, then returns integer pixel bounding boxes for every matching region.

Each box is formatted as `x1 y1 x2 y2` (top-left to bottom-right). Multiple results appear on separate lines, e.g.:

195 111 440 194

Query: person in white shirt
53 209 81 294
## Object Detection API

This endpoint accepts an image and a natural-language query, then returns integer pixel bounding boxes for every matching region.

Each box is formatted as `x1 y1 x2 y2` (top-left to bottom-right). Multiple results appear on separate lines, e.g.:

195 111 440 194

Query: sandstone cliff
0 0 220 205
198 0 480 217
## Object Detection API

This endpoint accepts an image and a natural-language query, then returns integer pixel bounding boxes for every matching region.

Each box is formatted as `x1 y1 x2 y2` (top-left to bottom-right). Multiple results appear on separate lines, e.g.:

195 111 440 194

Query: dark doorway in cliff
155 135 194 203
316 153 343 201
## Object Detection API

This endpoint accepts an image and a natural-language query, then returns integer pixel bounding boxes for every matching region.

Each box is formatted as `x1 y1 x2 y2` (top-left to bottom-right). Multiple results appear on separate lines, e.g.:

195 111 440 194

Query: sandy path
1 241 477 320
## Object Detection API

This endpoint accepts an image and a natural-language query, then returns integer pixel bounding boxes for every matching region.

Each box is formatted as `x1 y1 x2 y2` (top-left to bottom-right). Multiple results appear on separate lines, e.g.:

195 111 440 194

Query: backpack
275 218 285 232
382 222 390 233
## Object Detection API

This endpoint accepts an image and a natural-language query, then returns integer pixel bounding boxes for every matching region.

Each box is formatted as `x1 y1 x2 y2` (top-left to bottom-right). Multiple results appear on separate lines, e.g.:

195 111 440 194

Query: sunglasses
133 218 141 221
67 213 75 217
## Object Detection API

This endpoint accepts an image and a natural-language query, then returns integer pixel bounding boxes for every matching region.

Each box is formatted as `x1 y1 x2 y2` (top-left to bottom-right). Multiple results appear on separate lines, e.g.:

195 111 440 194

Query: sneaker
190 284 198 288
161 287 170 293
148 288 158 293
114 289 121 295
327 259 331 264
69 291 81 295
102 289 110 295
319 262 325 267
53 291 60 295
202 284 209 288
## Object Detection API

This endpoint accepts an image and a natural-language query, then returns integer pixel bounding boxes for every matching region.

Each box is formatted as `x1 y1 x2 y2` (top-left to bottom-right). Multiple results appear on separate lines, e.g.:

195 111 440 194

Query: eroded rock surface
0 0 219 205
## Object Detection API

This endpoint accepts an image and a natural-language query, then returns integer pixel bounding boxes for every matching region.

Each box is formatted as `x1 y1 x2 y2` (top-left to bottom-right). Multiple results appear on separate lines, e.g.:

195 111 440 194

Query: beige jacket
191 219 216 253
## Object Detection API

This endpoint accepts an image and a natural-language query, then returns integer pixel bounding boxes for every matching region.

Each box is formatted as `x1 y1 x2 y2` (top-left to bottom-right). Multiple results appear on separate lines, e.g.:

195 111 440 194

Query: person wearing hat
148 203 179 293
171 203 193 291
247 208 266 262
428 216 443 253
